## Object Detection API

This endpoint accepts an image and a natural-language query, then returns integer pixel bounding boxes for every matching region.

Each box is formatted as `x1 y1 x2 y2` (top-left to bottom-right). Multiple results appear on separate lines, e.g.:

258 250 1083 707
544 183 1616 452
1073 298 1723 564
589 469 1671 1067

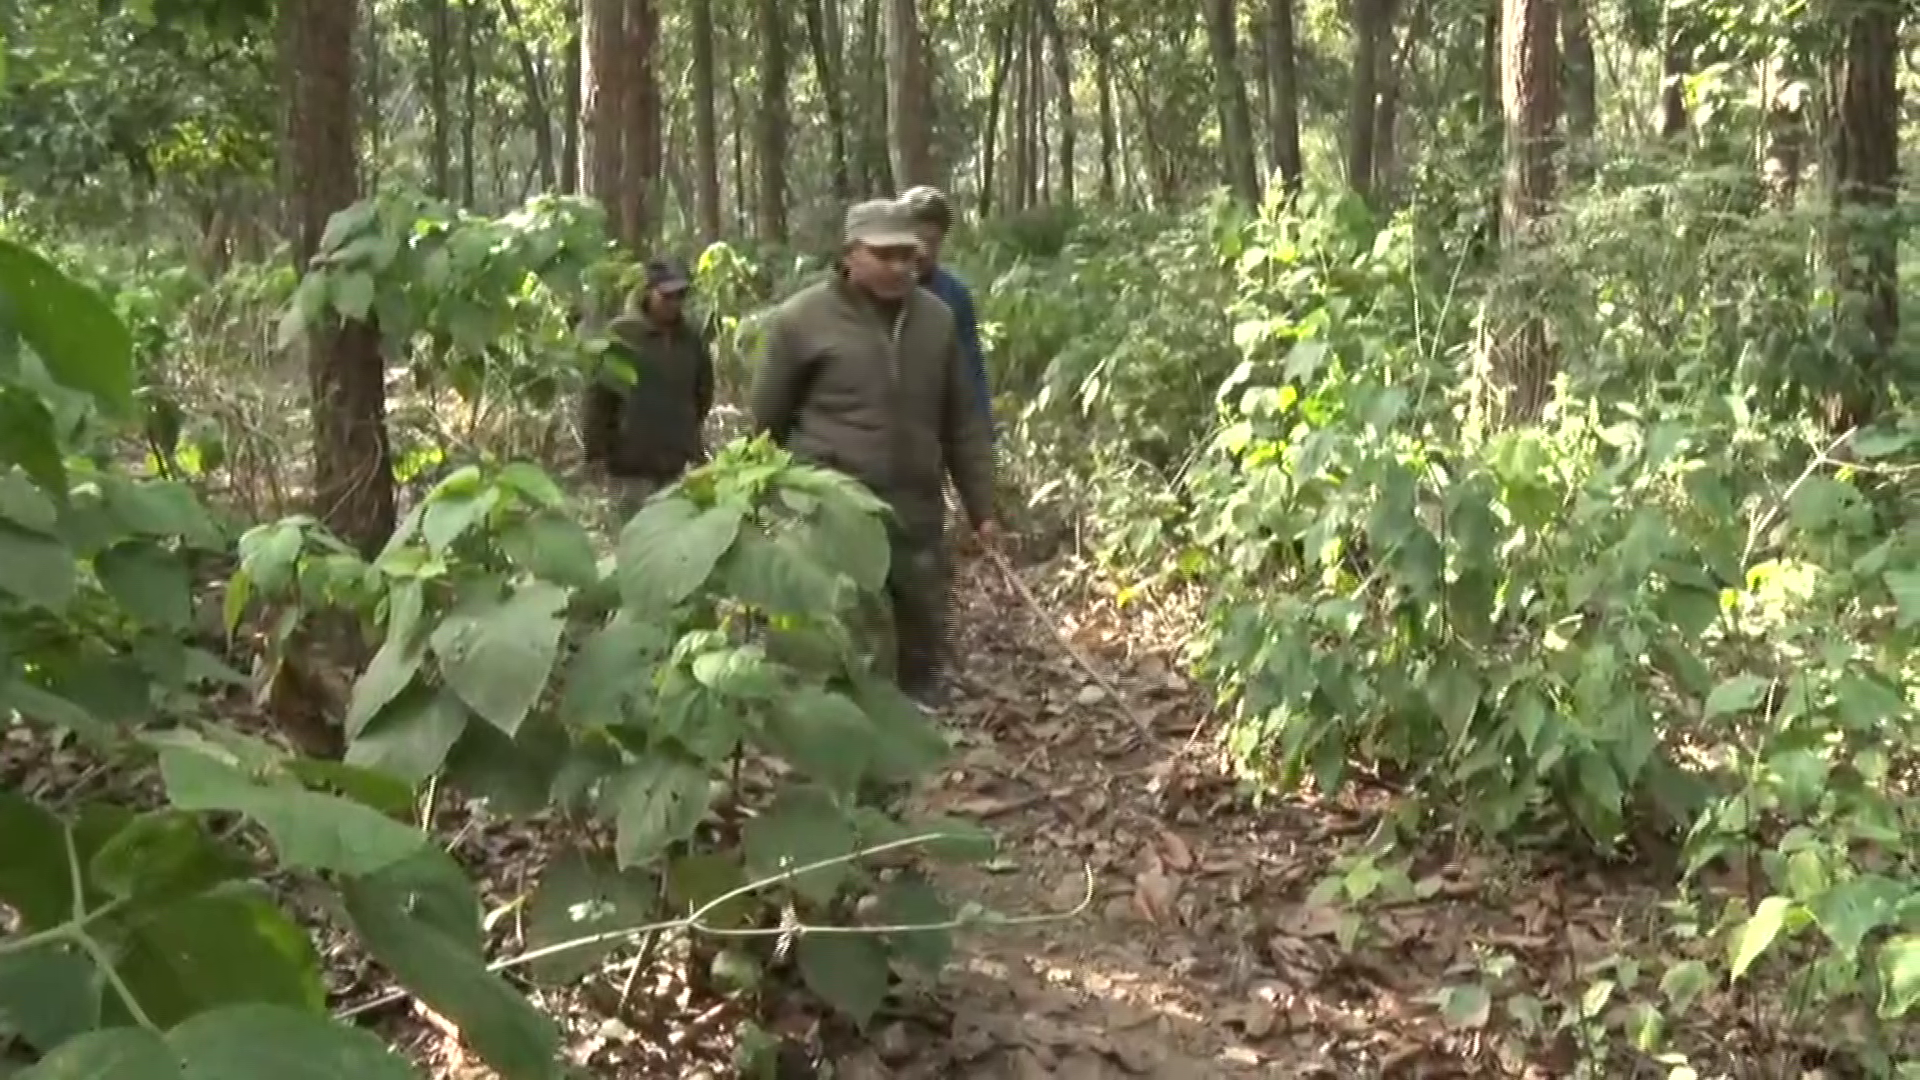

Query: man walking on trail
750 198 999 709
898 185 993 436
580 256 715 515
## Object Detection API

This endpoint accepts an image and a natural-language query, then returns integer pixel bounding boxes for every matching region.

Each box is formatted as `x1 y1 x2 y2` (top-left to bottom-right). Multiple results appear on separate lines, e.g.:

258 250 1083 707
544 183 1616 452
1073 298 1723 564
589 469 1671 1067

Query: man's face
846 242 918 301
913 222 944 276
648 285 687 323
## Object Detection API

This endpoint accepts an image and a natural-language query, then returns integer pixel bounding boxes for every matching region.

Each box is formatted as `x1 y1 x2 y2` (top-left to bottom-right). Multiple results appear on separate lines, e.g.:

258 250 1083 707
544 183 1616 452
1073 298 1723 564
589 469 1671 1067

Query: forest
0 0 1916 1076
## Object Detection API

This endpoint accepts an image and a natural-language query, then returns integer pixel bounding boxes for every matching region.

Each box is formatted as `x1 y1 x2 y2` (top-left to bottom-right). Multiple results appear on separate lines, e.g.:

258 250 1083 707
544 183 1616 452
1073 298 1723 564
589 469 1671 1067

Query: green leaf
665 852 754 930
851 676 951 783
494 463 568 509
689 644 786 701
157 745 426 876
94 541 194 629
557 615 668 727
615 498 742 613
795 934 890 1030
523 851 657 985
430 581 568 737
87 810 250 906
1811 874 1905 960
0 237 136 417
18 1027 175 1079
100 479 223 550
108 886 326 1029
873 872 954 975
742 787 857 907
3 680 109 741
0 519 75 610
1437 983 1492 1029
0 790 71 928
344 684 470 785
498 511 600 590
1885 569 1920 629
1764 749 1828 816
1728 895 1798 980
1704 674 1768 719
0 944 99 1052
419 490 497 554
343 579 428 739
343 859 561 1080
441 719 569 816
0 387 67 496
1657 959 1714 1015
760 688 872 793
330 271 376 322
166 1003 422 1079
722 525 841 615
1876 934 1919 1019
0 469 58 532
608 754 712 869
806 497 889 592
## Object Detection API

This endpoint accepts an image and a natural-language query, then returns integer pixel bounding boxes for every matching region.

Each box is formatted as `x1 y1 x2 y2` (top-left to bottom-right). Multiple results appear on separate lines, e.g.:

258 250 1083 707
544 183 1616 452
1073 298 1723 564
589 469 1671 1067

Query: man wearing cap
897 185 992 437
750 199 998 708
580 256 714 514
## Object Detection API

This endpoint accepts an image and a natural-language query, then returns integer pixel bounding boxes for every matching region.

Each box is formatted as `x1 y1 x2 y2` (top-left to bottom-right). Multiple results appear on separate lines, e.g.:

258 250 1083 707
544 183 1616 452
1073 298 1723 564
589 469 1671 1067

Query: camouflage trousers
856 525 953 704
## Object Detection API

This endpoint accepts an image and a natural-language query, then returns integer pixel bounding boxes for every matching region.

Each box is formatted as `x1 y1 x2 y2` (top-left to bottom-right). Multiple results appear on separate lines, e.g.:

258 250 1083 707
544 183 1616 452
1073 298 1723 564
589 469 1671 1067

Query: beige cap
844 198 923 250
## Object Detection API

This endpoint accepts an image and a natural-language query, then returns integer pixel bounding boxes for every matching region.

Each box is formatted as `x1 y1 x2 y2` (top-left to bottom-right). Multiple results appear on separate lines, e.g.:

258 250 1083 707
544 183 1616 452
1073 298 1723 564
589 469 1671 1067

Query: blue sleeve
951 284 995 442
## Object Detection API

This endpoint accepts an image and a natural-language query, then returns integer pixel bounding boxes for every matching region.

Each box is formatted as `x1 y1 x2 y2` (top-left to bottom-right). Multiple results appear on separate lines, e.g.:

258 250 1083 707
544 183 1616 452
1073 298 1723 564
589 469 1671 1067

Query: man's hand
975 519 1003 551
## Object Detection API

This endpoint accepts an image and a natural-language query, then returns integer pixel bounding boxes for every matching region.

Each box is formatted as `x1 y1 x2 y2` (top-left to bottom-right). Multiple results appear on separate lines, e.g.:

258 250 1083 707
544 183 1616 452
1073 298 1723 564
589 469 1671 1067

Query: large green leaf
156 745 426 876
523 851 658 985
0 519 75 610
741 787 858 907
429 581 568 737
94 540 194 630
105 886 326 1029
0 237 136 417
721 525 841 616
345 684 470 785
0 790 72 929
343 579 429 739
805 496 890 592
0 387 68 496
19 1004 422 1080
87 810 250 908
0 944 99 1052
795 934 890 1030
557 615 668 728
759 688 873 794
608 753 713 869
615 498 742 613
498 510 600 590
873 871 955 975
851 676 952 783
343 856 561 1080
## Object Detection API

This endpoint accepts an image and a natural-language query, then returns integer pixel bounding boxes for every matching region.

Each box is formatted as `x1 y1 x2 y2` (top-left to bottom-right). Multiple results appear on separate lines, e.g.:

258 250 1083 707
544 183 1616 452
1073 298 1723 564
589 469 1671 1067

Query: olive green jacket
580 314 714 479
750 274 995 534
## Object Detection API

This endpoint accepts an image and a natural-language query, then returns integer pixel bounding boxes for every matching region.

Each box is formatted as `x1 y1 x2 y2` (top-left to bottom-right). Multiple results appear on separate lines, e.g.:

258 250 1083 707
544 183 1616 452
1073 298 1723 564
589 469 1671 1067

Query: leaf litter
0 529 1855 1078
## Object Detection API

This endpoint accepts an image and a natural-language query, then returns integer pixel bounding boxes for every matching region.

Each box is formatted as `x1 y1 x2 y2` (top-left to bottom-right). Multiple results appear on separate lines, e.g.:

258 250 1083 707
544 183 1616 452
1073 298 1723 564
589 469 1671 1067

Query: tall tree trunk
803 0 852 202
364 3 382 174
561 9 581 193
978 12 1017 217
1560 0 1595 173
1204 0 1261 202
1094 0 1118 200
285 0 395 558
886 0 936 186
1346 0 1386 200
1372 0 1429 204
690 0 723 241
1827 0 1901 430
428 0 452 197
498 0 557 191
755 0 790 240
1759 54 1807 205
857 0 891 192
1267 0 1303 192
459 0 478 207
1658 3 1689 138
1035 0 1074 205
581 0 626 238
618 0 659 246
1492 0 1560 424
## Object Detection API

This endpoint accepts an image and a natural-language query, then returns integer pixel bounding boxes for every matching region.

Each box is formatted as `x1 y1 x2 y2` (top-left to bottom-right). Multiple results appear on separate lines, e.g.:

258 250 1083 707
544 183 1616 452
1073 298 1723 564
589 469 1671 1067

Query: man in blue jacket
899 186 993 439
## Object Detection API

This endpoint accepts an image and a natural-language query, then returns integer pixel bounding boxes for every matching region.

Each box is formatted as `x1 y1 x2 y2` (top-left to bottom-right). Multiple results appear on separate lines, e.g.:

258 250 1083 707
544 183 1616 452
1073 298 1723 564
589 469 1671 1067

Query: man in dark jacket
580 256 714 513
898 185 993 438
750 198 998 707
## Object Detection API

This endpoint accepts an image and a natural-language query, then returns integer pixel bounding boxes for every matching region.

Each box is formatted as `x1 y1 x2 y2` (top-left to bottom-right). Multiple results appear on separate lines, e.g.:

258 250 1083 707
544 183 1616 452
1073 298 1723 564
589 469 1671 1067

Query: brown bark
1560 0 1595 159
755 0 790 241
886 0 936 186
1492 0 1560 424
1345 0 1387 200
580 0 625 237
1094 0 1118 200
1827 0 1901 430
691 0 722 240
560 9 580 193
1035 0 1074 205
1267 0 1303 192
1204 0 1261 203
978 13 1017 217
284 0 395 559
618 0 659 246
803 0 853 203
427 0 452 197
497 0 557 191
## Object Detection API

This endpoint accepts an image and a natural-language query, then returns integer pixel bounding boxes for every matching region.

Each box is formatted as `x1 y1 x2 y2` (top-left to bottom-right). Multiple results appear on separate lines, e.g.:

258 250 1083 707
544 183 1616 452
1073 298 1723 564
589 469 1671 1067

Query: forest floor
0 498 1839 1079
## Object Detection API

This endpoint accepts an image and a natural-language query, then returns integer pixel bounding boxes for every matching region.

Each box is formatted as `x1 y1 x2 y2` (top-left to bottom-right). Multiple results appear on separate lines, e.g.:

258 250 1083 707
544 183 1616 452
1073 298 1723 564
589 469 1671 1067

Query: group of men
578 185 998 710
